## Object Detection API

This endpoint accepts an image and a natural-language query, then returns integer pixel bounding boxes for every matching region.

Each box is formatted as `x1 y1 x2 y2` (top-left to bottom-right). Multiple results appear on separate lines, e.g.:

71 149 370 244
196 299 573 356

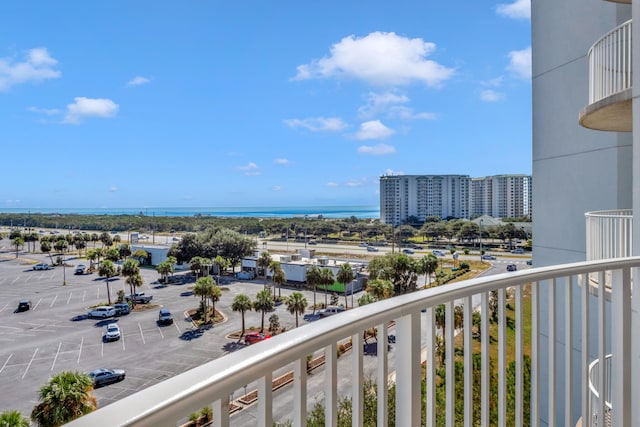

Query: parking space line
157 327 164 339
11 276 19 285
78 337 83 364
121 329 126 350
0 354 12 374
66 292 73 305
0 303 8 313
101 340 104 357
138 323 145 344
21 348 38 379
32 298 43 311
50 295 58 307
96 288 100 300
173 322 182 333
82 290 86 302
51 342 61 371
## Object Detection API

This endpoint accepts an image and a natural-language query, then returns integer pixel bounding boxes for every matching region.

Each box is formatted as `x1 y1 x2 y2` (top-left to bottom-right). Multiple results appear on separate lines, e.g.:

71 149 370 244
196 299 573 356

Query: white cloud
109 186 119 192
127 76 150 86
382 168 403 176
237 162 261 176
481 76 504 87
497 0 531 20
480 89 504 102
274 158 290 165
357 143 396 156
353 120 395 140
507 46 532 79
0 47 61 91
293 31 455 87
345 180 364 187
272 186 283 191
358 91 409 118
326 182 339 187
284 117 348 132
27 106 60 115
388 106 437 121
63 97 119 124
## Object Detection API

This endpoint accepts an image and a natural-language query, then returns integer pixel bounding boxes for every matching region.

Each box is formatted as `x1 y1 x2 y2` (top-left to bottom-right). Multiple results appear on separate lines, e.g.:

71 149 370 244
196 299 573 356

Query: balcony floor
579 89 632 132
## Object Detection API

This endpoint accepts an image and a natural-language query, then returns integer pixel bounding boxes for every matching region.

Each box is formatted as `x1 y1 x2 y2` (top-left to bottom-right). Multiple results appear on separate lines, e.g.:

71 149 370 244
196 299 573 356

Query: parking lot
0 243 310 417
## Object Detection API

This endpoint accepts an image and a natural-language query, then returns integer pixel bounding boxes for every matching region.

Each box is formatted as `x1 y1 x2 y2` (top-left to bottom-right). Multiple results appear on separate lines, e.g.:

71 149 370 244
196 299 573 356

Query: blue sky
0 0 531 209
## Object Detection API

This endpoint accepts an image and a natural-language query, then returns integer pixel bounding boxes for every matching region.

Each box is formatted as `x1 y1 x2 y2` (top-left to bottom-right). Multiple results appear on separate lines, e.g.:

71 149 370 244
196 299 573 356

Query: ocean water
0 206 380 219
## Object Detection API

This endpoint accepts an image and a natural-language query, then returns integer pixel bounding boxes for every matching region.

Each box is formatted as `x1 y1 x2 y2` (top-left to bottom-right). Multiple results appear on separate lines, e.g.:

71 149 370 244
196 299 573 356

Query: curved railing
66 257 640 427
589 355 612 427
585 209 632 260
588 19 632 104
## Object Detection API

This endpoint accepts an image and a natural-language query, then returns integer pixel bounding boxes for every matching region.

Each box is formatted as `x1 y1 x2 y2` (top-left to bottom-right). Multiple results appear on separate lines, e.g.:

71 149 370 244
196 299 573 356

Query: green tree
208 282 222 322
269 261 286 299
132 249 149 265
189 256 210 279
365 279 395 300
12 237 24 258
0 410 30 427
253 289 274 333
98 259 117 305
40 240 54 265
286 291 307 327
53 239 68 256
306 265 322 314
156 261 174 282
194 277 214 323
320 268 334 307
416 254 439 288
357 293 378 307
105 248 120 262
121 258 141 307
257 252 272 290
231 294 253 338
30 371 97 427
212 255 230 285
336 263 355 308
117 243 131 259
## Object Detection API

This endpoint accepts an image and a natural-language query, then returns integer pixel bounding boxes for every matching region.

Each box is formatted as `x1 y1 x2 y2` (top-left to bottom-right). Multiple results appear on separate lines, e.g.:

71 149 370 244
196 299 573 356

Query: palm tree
121 258 141 307
365 279 395 300
0 409 29 427
30 370 97 427
416 254 439 288
257 252 272 290
98 259 117 305
12 237 24 258
231 294 253 338
434 304 446 335
305 265 322 314
208 283 222 323
336 262 355 308
212 255 230 285
286 292 307 327
320 268 334 307
40 240 54 265
253 289 274 333
268 261 286 299
194 277 214 323
189 256 210 279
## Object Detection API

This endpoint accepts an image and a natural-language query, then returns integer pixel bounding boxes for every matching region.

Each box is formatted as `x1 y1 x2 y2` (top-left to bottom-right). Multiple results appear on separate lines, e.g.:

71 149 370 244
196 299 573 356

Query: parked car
526 259 533 265
244 332 272 345
33 263 50 270
366 246 379 252
125 292 153 304
511 248 525 254
413 245 423 250
16 300 31 312
308 240 317 245
158 308 173 325
432 250 446 257
103 324 121 341
506 263 518 272
88 306 116 318
74 264 86 275
113 303 130 316
402 248 415 255
318 306 346 317
358 242 369 247
88 368 126 387
482 254 497 260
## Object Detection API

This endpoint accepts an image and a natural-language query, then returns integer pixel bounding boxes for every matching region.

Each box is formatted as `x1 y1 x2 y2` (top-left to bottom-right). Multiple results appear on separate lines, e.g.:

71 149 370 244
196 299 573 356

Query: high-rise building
379 174 470 225
380 173 531 225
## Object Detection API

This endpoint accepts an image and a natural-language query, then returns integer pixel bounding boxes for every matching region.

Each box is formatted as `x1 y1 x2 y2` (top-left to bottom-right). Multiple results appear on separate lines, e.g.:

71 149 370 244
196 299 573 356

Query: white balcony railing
588 19 632 104
66 257 640 427
589 354 612 427
585 209 632 260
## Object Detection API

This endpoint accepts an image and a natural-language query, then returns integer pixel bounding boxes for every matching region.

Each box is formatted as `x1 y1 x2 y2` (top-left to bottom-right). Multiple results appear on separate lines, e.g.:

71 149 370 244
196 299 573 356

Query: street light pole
479 219 484 262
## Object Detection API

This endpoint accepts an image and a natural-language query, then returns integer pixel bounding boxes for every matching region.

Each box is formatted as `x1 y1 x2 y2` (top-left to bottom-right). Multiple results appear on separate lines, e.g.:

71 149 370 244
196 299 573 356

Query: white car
33 263 50 270
104 323 121 341
366 246 379 252
88 306 116 318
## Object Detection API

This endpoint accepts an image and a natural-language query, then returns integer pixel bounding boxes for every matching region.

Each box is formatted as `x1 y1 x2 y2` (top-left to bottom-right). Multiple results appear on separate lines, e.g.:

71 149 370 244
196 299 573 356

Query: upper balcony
65 257 640 427
579 20 632 132
585 209 632 260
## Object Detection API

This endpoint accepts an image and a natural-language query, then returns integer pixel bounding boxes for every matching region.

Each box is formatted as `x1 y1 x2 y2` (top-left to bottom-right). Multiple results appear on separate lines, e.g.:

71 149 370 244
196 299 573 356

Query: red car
244 332 272 345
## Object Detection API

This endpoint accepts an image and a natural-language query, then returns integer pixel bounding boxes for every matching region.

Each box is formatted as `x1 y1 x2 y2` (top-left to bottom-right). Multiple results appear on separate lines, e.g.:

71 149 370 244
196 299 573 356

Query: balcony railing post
396 311 421 427
352 331 364 427
293 357 307 427
325 342 337 426
257 372 273 427
376 323 389 427
611 267 631 427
